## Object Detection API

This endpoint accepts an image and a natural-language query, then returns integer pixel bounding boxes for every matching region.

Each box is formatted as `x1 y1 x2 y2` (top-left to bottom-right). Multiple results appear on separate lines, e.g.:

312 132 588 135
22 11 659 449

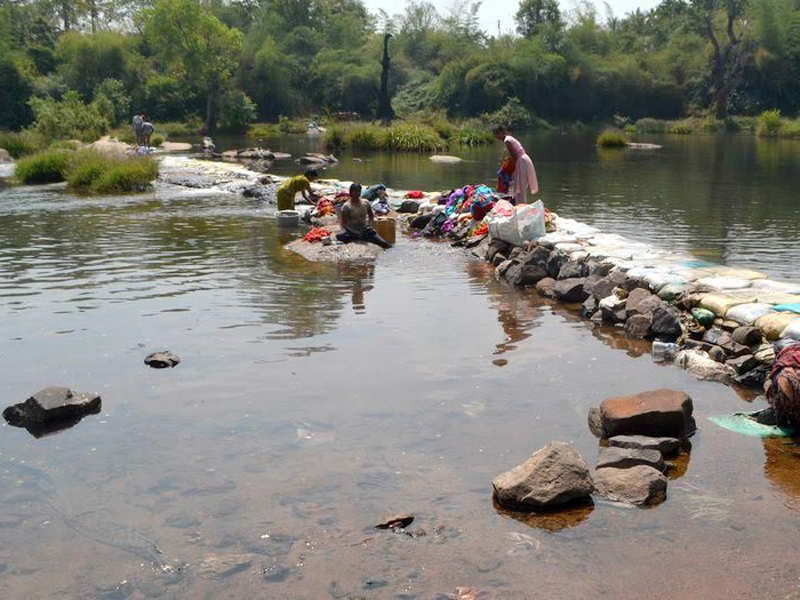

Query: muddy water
1 181 800 599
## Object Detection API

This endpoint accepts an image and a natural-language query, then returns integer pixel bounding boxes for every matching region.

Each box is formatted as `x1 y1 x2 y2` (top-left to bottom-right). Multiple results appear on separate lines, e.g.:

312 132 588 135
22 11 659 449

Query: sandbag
773 303 800 314
751 292 800 305
755 312 800 340
725 303 775 326
699 293 746 317
710 267 767 281
515 200 547 243
696 276 752 290
751 279 800 294
644 271 688 291
781 320 800 340
487 200 546 246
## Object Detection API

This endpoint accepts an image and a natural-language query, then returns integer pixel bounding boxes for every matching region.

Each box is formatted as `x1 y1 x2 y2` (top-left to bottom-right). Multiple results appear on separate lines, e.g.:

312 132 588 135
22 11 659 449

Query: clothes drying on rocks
302 227 331 243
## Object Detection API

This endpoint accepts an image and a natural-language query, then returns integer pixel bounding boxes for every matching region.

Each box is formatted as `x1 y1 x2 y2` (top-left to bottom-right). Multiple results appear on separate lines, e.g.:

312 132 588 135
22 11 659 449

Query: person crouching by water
766 343 800 427
277 168 319 211
337 182 392 249
492 125 538 204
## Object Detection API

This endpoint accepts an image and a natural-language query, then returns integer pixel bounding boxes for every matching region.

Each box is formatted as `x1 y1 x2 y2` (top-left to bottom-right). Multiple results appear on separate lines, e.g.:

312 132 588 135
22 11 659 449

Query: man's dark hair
349 182 362 196
305 168 319 179
492 124 507 136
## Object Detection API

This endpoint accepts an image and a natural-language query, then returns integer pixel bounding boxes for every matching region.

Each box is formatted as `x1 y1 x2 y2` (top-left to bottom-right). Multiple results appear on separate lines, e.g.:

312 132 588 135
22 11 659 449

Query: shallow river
1 133 800 599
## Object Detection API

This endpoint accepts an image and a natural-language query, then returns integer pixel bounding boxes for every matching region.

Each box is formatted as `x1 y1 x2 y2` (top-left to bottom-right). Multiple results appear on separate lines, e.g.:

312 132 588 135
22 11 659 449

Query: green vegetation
15 149 71 183
758 109 783 137
597 130 629 148
17 148 158 192
3 0 800 148
0 131 44 158
323 119 493 152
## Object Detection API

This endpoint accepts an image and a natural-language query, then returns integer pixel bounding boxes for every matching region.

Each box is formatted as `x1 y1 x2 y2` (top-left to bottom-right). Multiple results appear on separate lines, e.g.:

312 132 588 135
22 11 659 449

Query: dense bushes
0 131 44 158
28 91 110 142
16 148 158 192
323 120 493 152
597 129 628 148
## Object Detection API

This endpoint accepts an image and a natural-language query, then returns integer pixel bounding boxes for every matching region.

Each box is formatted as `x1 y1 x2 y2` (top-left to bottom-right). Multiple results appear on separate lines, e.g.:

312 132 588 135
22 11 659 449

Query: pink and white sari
504 135 538 204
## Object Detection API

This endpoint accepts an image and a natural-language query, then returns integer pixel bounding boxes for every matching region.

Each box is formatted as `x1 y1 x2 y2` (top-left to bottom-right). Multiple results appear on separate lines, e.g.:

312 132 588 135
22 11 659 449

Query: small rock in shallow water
596 446 665 472
598 389 695 438
553 277 588 302
144 351 180 368
492 442 593 509
375 514 414 530
593 465 667 506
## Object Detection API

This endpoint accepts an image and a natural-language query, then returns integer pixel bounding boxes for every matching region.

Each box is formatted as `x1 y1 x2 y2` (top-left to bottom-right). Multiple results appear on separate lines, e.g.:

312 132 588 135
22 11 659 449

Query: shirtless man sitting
337 182 392 249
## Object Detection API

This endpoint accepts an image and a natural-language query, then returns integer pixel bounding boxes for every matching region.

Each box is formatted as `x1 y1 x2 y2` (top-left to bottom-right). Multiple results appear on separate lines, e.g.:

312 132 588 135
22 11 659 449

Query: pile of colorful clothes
414 184 498 241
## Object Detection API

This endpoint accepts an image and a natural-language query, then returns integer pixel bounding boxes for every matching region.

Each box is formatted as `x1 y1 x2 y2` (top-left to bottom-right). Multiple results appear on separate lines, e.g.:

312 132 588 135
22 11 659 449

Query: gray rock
145 351 180 368
650 305 682 340
596 446 665 472
588 260 613 277
581 296 598 317
582 274 603 297
535 277 557 298
703 328 731 347
492 442 593 509
625 314 653 339
708 346 727 363
506 264 548 287
592 465 667 506
732 326 762 347
734 364 770 387
553 278 588 302
491 253 508 267
557 260 587 280
520 246 551 268
598 389 695 438
599 295 626 322
607 435 681 457
486 239 513 262
509 247 523 260
495 259 516 278
546 252 568 279
625 288 657 317
398 200 420 213
726 354 760 375
591 277 617 302
3 387 101 426
721 340 753 358
588 407 605 438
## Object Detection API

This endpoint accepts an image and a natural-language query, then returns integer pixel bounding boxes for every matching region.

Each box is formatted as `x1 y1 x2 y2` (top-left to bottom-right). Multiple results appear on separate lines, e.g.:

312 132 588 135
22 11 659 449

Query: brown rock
599 389 695 438
492 442 593 509
732 326 762 347
625 288 656 317
592 465 667 506
625 313 653 338
536 277 557 298
596 446 665 472
607 435 681 457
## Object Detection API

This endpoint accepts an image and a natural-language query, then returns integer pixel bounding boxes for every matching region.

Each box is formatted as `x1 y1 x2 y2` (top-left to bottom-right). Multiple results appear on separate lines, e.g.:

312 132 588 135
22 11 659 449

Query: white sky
364 0 662 35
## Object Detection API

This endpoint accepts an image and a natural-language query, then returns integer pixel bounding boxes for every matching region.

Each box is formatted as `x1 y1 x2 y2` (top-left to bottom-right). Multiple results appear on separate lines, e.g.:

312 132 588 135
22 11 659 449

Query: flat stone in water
593 465 668 506
607 435 681 456
597 446 665 472
144 351 180 368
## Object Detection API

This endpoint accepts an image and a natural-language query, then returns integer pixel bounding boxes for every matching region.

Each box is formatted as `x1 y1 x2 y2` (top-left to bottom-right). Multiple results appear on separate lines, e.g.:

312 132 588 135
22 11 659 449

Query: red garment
769 344 800 381
405 190 424 199
302 227 331 243
315 198 335 216
471 201 494 221
767 343 800 424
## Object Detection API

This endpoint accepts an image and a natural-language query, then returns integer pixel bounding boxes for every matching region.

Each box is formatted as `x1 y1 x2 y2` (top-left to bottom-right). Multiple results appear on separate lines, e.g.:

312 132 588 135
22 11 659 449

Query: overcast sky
363 0 662 35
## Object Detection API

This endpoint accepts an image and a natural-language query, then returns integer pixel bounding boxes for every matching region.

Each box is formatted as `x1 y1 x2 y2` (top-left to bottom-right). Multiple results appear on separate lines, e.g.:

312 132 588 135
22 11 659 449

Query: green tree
142 0 243 133
515 0 562 38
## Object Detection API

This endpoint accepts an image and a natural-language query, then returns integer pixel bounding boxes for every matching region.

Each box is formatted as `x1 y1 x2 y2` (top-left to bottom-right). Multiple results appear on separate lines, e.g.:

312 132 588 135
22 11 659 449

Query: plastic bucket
276 210 300 228
374 216 396 245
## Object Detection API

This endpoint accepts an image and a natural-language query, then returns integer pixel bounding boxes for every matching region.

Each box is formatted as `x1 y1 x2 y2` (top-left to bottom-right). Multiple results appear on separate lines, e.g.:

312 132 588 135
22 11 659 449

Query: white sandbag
725 303 774 326
515 200 547 243
537 231 577 248
782 320 800 340
643 271 689 291
751 279 800 294
696 276 752 290
675 350 736 384
487 200 546 246
555 242 584 253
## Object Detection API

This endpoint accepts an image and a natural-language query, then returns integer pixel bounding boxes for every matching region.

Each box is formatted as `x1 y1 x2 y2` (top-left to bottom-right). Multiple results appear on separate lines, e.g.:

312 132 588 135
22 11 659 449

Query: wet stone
553 277 588 302
535 277 557 298
650 305 682 340
581 296 598 317
726 354 760 375
625 314 652 339
521 245 551 267
557 260 587 280
598 389 695 438
596 446 665 472
375 513 414 530
3 386 101 426
592 465 667 506
625 288 656 317
144 351 180 368
491 253 508 267
708 345 727 363
546 252 568 279
588 407 604 438
720 340 752 358
734 364 770 387
492 441 593 509
607 435 681 457
591 277 617 302
495 259 515 278
703 328 731 347
505 263 547 287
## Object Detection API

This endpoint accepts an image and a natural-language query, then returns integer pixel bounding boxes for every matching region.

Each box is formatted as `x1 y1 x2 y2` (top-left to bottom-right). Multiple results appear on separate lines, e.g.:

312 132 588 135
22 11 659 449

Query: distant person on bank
276 169 319 211
337 182 392 249
492 125 538 204
141 116 154 148
132 113 144 146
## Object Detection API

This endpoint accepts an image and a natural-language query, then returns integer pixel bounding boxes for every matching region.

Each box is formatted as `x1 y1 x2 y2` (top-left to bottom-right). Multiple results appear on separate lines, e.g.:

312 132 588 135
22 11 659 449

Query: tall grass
596 129 628 148
15 150 72 183
17 148 158 192
323 120 491 152
758 109 783 137
0 131 45 158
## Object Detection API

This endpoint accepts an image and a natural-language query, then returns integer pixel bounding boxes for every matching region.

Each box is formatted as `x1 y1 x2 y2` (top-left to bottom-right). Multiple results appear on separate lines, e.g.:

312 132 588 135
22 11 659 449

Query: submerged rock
593 465 667 506
596 446 665 472
492 442 593 509
607 435 681 457
3 386 101 428
597 389 695 438
144 351 180 369
375 513 414 530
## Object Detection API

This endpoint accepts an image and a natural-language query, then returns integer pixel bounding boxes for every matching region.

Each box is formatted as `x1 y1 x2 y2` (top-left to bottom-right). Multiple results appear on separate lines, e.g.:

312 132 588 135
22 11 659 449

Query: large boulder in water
596 389 695 438
492 442 593 509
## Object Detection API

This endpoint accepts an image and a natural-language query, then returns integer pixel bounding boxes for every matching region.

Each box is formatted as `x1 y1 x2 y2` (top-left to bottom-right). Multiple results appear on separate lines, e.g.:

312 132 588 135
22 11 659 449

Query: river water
1 133 799 599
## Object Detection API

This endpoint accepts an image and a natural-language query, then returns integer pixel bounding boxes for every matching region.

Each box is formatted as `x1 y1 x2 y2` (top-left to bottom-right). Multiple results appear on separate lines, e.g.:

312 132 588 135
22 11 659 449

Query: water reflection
494 497 594 532
762 437 800 511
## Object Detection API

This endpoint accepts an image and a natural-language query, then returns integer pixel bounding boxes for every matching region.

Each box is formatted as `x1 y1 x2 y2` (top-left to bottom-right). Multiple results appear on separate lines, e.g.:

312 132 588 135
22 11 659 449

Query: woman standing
492 125 538 204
